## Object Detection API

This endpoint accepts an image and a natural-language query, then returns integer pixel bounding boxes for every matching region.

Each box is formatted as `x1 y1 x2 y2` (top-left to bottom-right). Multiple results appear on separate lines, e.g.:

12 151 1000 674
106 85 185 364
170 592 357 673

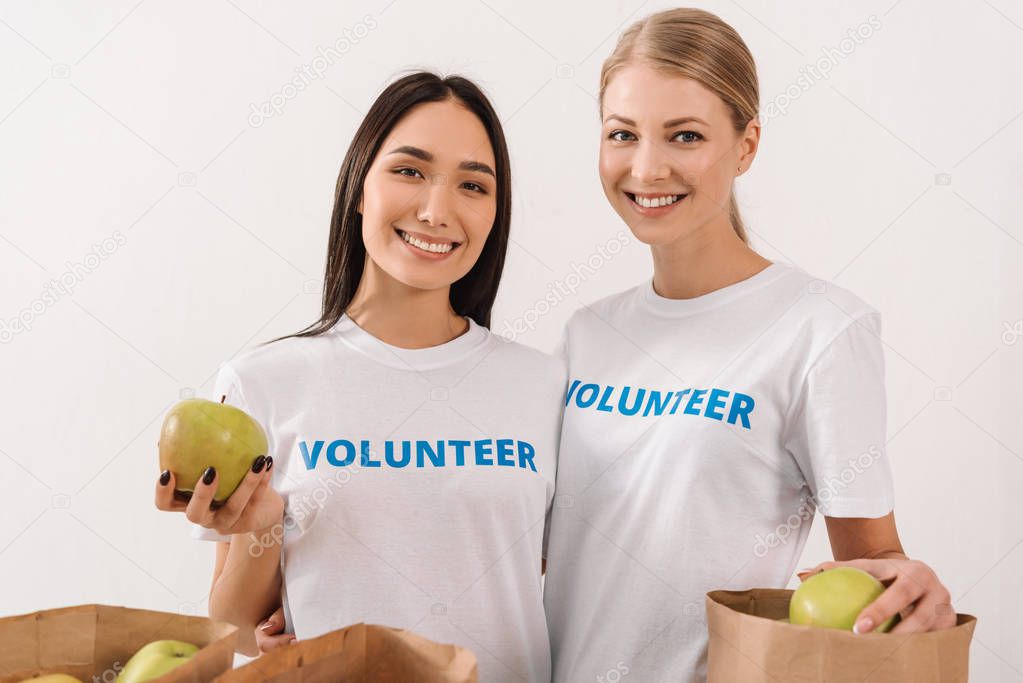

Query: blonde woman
542 9 955 681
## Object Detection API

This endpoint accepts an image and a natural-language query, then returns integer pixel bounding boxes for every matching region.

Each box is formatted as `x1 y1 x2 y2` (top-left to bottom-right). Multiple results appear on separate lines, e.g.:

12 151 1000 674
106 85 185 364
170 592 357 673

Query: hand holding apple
158 397 268 505
155 460 283 536
155 397 284 536
798 558 956 634
790 567 897 632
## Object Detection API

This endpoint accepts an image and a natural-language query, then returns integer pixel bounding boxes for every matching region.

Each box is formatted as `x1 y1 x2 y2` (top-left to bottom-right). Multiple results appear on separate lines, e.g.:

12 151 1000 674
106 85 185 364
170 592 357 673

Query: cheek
678 149 730 198
363 179 416 233
598 147 626 192
463 202 497 248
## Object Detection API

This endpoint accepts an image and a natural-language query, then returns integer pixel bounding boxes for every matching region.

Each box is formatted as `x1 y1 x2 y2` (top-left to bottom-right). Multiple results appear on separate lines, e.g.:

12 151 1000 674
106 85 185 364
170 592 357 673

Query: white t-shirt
543 263 896 683
192 314 564 683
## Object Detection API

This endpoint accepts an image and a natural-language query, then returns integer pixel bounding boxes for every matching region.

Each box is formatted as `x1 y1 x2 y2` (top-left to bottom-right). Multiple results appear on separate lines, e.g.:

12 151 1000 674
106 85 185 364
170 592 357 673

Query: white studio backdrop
2 0 1021 679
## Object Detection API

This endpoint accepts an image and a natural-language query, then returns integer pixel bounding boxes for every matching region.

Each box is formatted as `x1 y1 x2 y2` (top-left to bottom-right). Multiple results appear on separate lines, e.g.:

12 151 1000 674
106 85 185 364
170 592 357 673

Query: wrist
869 550 908 561
237 517 286 550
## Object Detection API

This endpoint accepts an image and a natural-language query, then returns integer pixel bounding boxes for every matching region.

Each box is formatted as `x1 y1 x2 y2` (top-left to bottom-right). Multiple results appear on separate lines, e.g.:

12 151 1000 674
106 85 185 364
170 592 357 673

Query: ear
739 116 761 169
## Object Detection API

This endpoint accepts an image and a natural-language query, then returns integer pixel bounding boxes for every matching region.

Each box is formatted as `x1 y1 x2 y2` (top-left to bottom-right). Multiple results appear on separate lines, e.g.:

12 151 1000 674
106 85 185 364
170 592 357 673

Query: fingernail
202 466 216 485
266 456 274 472
252 455 267 473
159 470 171 486
259 620 274 631
853 618 874 634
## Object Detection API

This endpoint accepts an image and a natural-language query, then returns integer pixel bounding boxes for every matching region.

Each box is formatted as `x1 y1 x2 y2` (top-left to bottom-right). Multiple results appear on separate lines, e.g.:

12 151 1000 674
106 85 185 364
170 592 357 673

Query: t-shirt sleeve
190 362 247 543
783 312 895 518
543 328 570 561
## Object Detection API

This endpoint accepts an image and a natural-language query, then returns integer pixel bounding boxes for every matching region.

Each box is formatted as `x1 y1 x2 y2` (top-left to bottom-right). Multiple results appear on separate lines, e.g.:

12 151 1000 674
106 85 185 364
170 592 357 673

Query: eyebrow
387 145 495 177
604 114 709 127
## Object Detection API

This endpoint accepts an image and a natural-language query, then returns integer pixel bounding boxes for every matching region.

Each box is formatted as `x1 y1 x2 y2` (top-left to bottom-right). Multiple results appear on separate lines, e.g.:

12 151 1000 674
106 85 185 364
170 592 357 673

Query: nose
416 176 453 228
630 140 670 185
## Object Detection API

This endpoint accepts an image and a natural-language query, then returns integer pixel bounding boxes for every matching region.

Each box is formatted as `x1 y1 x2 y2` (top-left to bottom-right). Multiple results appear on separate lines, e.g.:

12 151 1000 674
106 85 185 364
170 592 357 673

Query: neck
650 216 772 300
346 258 469 349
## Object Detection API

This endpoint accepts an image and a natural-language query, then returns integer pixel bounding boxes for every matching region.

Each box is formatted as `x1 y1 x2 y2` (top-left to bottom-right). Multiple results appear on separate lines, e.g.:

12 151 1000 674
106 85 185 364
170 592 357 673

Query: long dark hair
268 71 512 345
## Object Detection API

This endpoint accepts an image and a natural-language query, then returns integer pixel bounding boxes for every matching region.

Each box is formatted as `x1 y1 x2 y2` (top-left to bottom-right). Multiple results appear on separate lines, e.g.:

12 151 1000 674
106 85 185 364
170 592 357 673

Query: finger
800 559 901 583
853 576 926 634
256 631 296 653
184 466 219 526
890 592 955 634
214 456 269 531
155 471 188 511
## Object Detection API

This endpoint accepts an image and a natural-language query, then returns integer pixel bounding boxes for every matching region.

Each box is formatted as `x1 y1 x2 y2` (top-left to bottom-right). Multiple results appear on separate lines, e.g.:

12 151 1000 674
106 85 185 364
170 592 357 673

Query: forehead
380 99 496 168
603 63 727 125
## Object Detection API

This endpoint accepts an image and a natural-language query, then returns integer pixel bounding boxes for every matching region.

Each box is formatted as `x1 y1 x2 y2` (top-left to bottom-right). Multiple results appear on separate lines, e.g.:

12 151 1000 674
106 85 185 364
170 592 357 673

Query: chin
616 213 683 246
391 268 454 292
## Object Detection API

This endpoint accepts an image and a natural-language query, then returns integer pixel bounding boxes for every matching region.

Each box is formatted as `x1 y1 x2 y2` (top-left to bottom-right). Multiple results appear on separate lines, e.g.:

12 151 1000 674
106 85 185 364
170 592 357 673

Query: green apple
789 567 897 632
115 640 198 683
159 397 267 507
18 675 83 683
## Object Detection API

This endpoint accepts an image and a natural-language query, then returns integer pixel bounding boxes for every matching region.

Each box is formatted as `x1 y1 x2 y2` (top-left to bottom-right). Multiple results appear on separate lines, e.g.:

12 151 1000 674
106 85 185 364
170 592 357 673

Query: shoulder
489 333 566 376
773 264 882 341
218 329 335 387
484 333 567 398
562 284 645 335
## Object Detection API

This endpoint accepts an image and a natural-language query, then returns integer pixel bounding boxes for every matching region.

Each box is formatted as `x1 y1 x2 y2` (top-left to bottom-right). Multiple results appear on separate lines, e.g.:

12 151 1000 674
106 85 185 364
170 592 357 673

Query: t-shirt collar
639 262 789 317
331 313 490 371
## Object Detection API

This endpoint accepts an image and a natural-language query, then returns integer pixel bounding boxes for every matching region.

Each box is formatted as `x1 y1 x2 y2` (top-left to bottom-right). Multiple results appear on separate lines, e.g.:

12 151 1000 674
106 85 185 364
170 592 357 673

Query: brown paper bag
706 589 976 683
213 623 477 683
0 604 238 683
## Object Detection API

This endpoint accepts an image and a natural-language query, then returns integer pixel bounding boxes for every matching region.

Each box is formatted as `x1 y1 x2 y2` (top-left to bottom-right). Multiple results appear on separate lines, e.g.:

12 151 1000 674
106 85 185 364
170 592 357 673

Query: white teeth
633 194 683 208
400 231 454 254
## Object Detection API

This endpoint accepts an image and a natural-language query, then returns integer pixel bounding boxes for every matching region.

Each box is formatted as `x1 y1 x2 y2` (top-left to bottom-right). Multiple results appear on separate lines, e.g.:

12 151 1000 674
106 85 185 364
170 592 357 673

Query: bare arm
208 525 284 656
157 458 284 656
823 510 905 561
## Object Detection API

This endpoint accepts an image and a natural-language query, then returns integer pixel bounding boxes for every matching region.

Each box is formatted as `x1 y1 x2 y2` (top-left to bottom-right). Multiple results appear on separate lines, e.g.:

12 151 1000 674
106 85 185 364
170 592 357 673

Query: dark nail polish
159 470 171 486
202 466 216 485
266 456 274 472
252 455 267 473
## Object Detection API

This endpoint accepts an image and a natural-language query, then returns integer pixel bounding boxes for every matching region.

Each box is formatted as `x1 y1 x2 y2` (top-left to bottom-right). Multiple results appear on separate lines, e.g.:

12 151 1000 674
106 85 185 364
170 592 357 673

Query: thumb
796 561 835 581
259 611 281 632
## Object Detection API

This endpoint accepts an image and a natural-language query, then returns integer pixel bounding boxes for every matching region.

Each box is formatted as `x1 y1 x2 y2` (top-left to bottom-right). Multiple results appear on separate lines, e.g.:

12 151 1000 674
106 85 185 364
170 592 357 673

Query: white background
2 0 1021 679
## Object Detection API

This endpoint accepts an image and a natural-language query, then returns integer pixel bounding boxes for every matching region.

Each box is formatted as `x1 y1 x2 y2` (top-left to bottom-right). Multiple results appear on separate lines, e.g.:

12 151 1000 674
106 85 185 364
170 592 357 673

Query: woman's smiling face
359 98 498 292
599 62 753 246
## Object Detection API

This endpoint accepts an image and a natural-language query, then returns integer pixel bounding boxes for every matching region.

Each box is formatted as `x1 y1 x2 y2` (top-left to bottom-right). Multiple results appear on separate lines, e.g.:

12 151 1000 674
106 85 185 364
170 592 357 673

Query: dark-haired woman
155 72 563 683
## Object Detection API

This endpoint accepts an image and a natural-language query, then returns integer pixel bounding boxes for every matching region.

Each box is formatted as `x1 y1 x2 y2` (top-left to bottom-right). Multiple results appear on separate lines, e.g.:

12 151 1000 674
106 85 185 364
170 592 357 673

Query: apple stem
220 395 226 404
